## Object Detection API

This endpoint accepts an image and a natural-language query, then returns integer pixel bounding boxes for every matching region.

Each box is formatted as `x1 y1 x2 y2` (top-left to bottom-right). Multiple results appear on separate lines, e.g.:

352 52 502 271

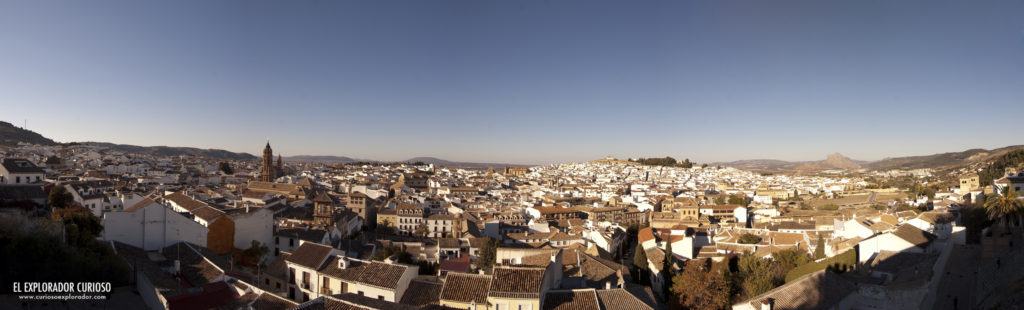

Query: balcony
320 287 332 295
301 282 311 290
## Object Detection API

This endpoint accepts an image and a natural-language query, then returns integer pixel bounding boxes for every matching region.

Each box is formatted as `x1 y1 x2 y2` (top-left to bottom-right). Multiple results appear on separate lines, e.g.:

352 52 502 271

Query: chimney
479 269 485 275
605 281 611 290
338 257 348 269
173 260 181 275
760 298 774 310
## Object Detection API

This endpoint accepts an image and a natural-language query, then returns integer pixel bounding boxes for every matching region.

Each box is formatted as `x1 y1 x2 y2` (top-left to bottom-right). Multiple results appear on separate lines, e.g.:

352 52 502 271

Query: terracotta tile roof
440 272 491 304
352 261 411 289
160 242 224 287
739 270 855 310
596 288 655 310
165 192 207 211
543 289 600 310
285 242 334 270
399 279 442 307
191 205 226 222
891 224 936 248
251 292 298 309
916 211 955 224
488 266 547 299
122 198 157 212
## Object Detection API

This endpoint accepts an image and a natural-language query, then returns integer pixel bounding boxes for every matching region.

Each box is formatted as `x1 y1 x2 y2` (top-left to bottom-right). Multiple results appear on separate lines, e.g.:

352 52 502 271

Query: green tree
673 259 731 310
713 195 727 205
475 237 498 271
244 240 269 265
738 233 761 244
218 162 234 174
984 186 1024 232
62 212 103 246
375 219 395 235
47 186 73 209
771 248 811 272
414 223 428 238
728 194 748 206
814 235 826 259
738 254 782 299
663 241 674 300
633 243 649 284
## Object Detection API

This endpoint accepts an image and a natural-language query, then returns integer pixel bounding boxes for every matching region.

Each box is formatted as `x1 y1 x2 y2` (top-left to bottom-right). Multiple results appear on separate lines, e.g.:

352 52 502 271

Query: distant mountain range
81 142 256 160
0 121 255 160
283 155 368 163
715 145 1024 172
402 157 532 169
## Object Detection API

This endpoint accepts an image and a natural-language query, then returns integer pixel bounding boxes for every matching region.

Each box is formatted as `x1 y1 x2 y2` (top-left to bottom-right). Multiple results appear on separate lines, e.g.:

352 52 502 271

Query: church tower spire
261 141 275 182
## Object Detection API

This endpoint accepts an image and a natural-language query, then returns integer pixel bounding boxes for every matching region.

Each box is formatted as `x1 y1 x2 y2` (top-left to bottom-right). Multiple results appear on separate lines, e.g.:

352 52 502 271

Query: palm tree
984 186 1024 233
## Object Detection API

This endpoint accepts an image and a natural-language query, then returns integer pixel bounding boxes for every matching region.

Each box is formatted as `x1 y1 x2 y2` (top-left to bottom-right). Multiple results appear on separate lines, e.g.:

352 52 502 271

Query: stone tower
260 141 275 182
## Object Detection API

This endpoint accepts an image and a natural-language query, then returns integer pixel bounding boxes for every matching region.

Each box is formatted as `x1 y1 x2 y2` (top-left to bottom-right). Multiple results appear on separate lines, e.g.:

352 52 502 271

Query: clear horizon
2 1 1022 164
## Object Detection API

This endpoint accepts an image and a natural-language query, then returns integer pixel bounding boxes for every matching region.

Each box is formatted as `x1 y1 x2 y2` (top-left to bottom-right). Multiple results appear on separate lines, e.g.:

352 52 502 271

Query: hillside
403 157 532 169
83 142 256 160
796 153 862 171
0 121 57 146
284 155 369 163
864 145 1024 171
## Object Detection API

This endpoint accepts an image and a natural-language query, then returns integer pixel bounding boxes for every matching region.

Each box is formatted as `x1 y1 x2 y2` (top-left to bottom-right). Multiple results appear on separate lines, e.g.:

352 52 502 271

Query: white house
102 198 208 251
226 206 275 262
0 158 44 184
857 224 936 263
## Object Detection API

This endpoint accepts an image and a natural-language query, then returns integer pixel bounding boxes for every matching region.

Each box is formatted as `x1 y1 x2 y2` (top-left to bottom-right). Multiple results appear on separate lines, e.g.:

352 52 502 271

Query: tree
771 248 810 271
984 186 1024 233
814 235 826 259
218 162 234 175
414 223 428 238
673 259 730 310
728 194 748 206
47 186 73 209
62 212 103 247
738 233 762 244
475 237 498 271
633 242 648 284
375 219 395 235
663 240 674 300
244 240 269 265
738 254 782 299
714 195 727 205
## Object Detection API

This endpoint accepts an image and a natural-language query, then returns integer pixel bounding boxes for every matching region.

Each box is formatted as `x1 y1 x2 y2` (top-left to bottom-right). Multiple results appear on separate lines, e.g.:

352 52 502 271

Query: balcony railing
320 287 332 295
301 282 311 290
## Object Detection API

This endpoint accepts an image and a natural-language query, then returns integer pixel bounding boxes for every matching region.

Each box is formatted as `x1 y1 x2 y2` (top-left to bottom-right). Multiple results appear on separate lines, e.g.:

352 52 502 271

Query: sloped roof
488 266 547 299
440 272 491 304
285 242 333 270
543 289 600 310
739 270 856 310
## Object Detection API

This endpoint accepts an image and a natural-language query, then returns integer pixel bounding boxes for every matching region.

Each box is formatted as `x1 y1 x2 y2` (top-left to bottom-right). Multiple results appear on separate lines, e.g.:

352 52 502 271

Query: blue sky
1 1 1022 164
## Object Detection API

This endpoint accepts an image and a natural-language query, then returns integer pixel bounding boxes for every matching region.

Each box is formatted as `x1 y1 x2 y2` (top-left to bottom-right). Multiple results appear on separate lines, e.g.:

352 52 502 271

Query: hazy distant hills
0 121 255 160
864 145 1024 171
284 155 367 163
81 142 257 160
716 146 1024 172
403 156 532 169
0 121 57 146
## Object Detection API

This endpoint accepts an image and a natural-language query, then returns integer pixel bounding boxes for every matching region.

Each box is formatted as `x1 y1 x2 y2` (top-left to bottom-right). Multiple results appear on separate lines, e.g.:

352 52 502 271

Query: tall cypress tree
663 240 674 299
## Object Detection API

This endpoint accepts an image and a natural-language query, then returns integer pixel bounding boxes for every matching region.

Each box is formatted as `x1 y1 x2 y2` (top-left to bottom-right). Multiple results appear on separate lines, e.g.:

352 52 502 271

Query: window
275 237 279 245
358 291 364 296
289 239 294 246
15 177 19 183
265 279 270 285
302 293 309 302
